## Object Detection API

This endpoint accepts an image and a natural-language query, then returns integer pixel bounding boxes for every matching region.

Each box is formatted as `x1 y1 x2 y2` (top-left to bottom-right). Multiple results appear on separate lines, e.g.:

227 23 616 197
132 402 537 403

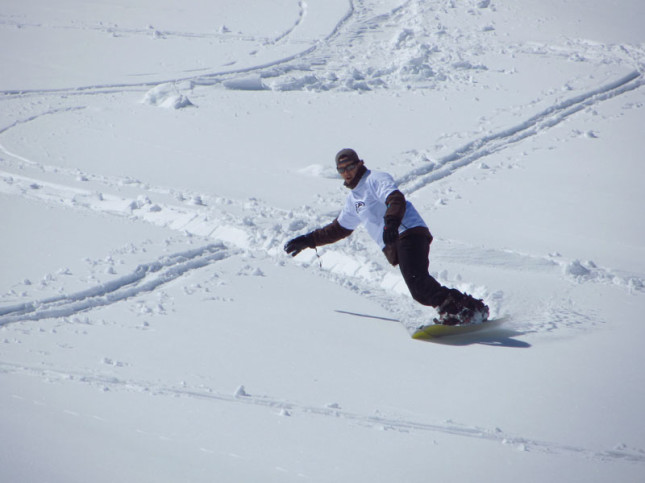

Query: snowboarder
284 148 488 325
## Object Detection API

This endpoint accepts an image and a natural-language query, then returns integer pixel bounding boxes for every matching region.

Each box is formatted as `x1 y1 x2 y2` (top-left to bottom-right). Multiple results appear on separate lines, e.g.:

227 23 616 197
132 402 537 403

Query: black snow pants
396 229 449 308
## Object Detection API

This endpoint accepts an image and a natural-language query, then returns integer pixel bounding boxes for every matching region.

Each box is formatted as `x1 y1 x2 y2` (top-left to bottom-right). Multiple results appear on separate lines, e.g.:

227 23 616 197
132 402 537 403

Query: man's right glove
284 233 315 257
382 216 401 245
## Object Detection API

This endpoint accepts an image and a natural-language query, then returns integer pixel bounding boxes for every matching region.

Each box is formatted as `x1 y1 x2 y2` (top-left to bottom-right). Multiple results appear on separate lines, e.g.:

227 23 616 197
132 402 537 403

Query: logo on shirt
354 201 366 214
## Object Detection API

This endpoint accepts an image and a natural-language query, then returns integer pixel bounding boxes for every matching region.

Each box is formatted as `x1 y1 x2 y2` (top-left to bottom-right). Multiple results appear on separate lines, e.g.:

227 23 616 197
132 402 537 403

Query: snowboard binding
434 290 489 326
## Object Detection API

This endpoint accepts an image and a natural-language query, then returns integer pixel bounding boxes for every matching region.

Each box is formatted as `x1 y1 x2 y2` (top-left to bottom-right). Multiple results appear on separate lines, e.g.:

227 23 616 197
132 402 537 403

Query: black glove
284 233 315 257
382 217 400 245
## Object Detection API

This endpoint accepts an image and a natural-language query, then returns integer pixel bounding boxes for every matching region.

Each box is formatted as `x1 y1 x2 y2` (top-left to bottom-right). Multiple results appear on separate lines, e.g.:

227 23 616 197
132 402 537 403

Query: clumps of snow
267 72 341 92
102 357 125 367
626 278 644 292
237 265 265 277
129 195 150 210
149 28 165 40
141 83 195 109
288 219 307 232
257 2 503 93
234 385 249 397
189 195 206 206
222 75 267 91
564 259 594 279
452 61 487 71
572 129 599 139
127 195 163 213
562 259 645 292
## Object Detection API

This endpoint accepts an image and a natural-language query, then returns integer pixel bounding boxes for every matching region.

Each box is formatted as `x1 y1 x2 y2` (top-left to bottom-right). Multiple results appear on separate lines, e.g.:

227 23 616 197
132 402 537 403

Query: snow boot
435 289 466 326
460 293 490 324
435 290 489 326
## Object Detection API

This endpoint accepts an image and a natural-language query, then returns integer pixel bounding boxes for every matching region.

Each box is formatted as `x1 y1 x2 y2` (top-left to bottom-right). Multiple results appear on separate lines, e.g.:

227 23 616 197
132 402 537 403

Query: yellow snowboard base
412 318 505 340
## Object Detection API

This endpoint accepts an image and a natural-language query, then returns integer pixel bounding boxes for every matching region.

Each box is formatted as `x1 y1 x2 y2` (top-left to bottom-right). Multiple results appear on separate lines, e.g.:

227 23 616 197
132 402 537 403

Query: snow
1 0 644 481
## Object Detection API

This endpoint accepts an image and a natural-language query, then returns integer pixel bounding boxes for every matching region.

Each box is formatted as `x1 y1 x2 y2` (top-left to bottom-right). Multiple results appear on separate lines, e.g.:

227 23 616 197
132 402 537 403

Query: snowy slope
1 1 644 482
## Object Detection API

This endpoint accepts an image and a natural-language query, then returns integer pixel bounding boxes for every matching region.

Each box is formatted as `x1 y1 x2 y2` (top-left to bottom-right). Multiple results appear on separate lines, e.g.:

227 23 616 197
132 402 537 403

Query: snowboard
411 317 505 340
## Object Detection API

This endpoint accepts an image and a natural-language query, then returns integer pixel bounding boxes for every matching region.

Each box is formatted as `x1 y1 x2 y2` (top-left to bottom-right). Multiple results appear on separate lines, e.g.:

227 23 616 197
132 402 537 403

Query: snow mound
141 83 195 109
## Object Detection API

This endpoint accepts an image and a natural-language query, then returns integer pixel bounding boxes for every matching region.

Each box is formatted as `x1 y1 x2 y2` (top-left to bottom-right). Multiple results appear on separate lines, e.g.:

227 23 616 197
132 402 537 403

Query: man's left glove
382 217 401 245
284 233 315 257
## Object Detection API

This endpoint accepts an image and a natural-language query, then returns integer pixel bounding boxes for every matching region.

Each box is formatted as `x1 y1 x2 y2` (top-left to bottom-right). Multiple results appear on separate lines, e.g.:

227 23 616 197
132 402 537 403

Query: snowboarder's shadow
335 309 400 323
426 327 531 348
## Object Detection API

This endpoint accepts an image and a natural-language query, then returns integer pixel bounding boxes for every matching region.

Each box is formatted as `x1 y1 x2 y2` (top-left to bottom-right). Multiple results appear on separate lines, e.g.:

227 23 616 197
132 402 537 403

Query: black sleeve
311 219 353 247
385 190 406 221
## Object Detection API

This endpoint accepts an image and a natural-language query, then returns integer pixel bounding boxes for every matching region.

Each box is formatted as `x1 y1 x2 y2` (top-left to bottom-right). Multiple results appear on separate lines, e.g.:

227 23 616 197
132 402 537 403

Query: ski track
269 0 307 45
397 70 644 193
0 106 86 137
0 1 306 46
0 244 230 326
0 0 352 97
1 361 644 465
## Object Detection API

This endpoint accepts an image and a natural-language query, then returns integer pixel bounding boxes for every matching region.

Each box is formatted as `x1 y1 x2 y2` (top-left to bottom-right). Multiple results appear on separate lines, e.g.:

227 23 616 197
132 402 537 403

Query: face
337 158 363 183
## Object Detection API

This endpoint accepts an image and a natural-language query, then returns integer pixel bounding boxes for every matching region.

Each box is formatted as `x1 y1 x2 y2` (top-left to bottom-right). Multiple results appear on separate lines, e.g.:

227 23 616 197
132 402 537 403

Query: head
335 148 364 184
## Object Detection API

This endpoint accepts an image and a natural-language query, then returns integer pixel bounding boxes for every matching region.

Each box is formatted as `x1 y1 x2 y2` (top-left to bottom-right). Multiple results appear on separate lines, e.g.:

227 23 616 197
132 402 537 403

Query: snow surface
1 1 645 481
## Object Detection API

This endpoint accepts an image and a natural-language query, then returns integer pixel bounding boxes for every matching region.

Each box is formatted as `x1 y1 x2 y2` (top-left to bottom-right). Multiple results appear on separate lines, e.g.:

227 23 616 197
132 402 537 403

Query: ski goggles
337 161 359 174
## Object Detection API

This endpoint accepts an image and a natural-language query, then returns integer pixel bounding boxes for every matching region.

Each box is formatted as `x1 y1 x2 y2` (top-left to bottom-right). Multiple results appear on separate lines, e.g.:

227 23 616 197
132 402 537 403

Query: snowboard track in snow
2 360 644 466
0 243 229 326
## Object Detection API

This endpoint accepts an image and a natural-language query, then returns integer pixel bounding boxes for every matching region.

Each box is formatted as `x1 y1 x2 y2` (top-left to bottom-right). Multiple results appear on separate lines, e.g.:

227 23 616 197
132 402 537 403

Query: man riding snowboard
284 148 488 325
